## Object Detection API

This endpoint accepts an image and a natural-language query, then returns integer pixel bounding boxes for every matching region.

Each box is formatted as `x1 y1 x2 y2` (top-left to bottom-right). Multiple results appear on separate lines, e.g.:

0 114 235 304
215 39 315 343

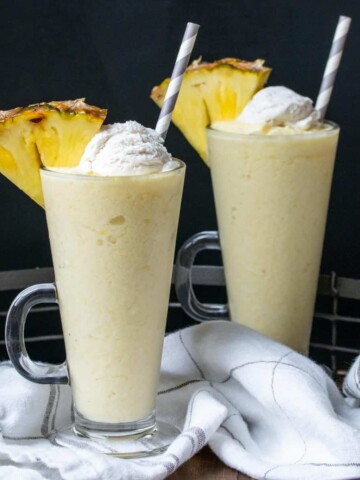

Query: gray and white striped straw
156 22 200 140
315 15 352 120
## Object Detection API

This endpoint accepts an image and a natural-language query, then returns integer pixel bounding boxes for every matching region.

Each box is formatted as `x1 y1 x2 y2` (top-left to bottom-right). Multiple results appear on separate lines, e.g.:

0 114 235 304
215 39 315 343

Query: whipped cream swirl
80 121 174 175
237 86 320 131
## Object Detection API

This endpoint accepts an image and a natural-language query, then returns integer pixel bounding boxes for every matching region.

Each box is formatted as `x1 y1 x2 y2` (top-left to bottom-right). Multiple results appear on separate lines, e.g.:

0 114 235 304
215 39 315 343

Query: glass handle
5 283 69 385
175 231 229 322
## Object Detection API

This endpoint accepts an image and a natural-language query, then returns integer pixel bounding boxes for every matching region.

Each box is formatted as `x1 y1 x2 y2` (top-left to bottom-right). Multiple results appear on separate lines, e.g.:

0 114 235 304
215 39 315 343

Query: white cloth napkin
1 320 360 480
343 356 360 407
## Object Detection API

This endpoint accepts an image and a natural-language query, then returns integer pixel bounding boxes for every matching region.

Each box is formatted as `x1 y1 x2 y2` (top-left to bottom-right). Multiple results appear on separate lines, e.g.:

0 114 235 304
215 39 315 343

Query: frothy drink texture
210 87 339 353
41 122 185 423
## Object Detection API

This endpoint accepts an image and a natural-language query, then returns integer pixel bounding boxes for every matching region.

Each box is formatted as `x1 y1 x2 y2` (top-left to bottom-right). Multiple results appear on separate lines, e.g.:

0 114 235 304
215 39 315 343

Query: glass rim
206 120 339 140
40 158 185 180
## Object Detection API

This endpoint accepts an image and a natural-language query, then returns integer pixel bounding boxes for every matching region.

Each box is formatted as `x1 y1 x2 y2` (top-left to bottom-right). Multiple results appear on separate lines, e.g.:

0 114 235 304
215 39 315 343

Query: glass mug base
73 409 157 439
49 410 180 458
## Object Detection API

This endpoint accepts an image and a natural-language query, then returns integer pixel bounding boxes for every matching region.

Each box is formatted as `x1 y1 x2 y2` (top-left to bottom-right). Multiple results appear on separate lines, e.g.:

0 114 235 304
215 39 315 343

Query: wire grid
0 267 359 377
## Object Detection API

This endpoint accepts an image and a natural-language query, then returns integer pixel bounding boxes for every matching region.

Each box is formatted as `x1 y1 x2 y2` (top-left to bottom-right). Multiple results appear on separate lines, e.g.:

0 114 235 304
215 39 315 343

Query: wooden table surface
170 446 254 479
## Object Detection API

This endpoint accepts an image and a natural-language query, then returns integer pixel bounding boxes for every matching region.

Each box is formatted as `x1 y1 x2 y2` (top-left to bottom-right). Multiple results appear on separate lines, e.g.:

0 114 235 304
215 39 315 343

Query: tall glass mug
176 124 339 353
6 161 185 456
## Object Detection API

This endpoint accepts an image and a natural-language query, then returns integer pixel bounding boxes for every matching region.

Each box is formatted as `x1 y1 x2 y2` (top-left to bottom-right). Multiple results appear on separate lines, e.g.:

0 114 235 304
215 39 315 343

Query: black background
0 0 359 361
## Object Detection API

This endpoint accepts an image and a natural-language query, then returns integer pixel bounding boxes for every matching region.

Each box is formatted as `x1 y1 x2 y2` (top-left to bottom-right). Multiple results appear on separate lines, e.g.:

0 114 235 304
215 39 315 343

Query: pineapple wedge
0 99 107 206
151 58 271 163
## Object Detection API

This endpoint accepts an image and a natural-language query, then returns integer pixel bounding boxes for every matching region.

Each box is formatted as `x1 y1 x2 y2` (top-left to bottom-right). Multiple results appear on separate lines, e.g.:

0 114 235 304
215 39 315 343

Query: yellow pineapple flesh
0 99 107 206
151 58 271 163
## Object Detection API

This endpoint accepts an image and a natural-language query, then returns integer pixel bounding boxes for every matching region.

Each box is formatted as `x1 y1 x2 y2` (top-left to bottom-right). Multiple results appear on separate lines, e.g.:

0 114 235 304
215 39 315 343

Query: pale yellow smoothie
208 121 339 352
41 164 184 423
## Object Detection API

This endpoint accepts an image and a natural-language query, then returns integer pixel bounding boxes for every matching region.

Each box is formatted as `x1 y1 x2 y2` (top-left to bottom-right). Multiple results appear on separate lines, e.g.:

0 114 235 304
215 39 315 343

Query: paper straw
315 15 351 120
156 22 200 140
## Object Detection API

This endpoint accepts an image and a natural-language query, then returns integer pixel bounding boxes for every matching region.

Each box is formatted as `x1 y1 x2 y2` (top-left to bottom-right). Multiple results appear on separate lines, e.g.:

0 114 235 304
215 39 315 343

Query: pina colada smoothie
41 122 185 424
210 87 339 353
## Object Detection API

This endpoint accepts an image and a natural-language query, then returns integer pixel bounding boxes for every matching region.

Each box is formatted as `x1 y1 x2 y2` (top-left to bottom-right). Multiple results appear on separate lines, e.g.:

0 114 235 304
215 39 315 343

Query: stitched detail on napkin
159 359 324 396
264 461 360 479
158 378 204 395
220 424 246 449
162 453 180 475
179 330 205 378
182 427 206 455
264 352 308 479
271 351 307 465
0 457 64 480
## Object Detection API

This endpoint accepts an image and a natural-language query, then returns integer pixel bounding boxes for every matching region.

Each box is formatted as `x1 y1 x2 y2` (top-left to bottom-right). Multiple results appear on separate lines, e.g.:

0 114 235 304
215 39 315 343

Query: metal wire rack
0 266 359 377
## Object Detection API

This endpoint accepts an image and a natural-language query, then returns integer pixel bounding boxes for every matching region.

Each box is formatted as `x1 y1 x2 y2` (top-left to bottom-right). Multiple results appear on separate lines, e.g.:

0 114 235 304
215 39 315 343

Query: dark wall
0 0 359 276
